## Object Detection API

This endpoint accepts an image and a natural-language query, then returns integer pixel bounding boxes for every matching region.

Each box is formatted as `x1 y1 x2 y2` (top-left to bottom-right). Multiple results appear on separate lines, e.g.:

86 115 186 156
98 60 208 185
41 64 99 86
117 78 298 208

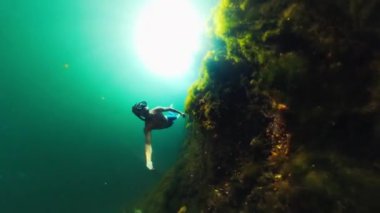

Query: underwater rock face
136 0 380 212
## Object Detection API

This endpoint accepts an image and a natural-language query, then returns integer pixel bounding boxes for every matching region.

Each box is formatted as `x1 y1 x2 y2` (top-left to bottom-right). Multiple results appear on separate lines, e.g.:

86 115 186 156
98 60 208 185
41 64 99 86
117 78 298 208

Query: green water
0 0 217 212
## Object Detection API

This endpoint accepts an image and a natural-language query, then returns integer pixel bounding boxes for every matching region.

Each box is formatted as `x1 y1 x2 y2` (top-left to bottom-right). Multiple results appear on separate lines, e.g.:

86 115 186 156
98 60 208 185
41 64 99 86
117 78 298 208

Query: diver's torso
146 111 171 130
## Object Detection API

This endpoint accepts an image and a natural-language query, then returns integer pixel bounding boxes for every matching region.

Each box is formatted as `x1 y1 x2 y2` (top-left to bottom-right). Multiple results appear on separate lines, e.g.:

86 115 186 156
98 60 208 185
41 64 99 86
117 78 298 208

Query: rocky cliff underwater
136 0 380 212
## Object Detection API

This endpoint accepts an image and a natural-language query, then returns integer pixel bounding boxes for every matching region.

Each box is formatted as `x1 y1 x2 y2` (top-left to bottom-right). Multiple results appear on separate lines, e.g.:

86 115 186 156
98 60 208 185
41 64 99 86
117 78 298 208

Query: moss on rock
134 0 380 212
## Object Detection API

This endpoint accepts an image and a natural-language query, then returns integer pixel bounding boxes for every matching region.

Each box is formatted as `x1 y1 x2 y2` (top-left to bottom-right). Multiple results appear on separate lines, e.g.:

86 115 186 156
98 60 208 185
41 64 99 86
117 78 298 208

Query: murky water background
0 0 217 212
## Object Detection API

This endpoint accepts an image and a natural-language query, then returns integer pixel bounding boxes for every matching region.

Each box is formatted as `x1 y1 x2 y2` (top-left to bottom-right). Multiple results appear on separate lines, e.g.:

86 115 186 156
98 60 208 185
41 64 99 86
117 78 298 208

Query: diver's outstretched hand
146 161 154 170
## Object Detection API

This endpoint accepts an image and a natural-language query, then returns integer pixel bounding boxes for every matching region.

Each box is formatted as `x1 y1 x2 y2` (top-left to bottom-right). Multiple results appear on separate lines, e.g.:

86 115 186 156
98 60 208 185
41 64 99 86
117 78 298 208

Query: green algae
134 0 380 212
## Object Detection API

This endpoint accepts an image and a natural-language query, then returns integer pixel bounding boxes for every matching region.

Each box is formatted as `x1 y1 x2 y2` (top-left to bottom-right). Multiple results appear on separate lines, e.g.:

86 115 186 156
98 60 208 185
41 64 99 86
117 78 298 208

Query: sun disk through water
134 0 203 79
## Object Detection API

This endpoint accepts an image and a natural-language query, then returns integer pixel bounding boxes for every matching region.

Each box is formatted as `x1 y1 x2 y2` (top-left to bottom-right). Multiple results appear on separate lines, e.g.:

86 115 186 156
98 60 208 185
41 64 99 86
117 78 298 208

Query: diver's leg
144 129 154 170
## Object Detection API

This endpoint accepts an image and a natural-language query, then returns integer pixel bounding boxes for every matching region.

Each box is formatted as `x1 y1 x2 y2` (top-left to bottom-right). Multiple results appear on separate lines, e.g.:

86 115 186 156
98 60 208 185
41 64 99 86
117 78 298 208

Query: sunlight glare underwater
134 0 203 79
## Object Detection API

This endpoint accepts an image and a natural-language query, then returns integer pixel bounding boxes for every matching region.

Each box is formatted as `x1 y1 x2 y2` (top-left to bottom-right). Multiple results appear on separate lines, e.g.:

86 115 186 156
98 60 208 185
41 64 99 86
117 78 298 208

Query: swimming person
132 101 185 170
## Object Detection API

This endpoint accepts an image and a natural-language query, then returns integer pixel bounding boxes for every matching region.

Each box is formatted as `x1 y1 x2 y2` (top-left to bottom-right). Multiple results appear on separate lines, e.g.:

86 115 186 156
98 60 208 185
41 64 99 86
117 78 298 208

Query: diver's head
135 101 147 110
132 101 149 119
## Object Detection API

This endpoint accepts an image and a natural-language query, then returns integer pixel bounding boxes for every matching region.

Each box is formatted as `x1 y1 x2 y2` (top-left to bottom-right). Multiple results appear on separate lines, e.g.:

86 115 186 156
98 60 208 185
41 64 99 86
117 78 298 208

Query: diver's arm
153 106 185 117
167 107 186 117
144 128 154 170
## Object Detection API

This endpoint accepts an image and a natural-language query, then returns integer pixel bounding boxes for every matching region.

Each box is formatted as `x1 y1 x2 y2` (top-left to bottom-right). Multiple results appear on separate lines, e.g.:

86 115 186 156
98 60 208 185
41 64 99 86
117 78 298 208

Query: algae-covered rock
134 0 380 212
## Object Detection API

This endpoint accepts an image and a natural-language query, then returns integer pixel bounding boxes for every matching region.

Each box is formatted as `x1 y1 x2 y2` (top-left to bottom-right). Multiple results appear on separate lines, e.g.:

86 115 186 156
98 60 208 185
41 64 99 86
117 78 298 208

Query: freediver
132 101 185 170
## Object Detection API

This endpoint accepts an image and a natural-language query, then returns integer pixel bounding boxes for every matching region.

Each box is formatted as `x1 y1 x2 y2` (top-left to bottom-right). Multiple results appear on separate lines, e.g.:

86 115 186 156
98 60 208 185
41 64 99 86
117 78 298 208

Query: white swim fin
146 161 154 170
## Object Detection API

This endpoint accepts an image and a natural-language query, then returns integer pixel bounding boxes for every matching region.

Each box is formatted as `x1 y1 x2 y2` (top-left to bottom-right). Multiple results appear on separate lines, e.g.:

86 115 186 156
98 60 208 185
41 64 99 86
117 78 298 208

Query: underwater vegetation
135 0 380 212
